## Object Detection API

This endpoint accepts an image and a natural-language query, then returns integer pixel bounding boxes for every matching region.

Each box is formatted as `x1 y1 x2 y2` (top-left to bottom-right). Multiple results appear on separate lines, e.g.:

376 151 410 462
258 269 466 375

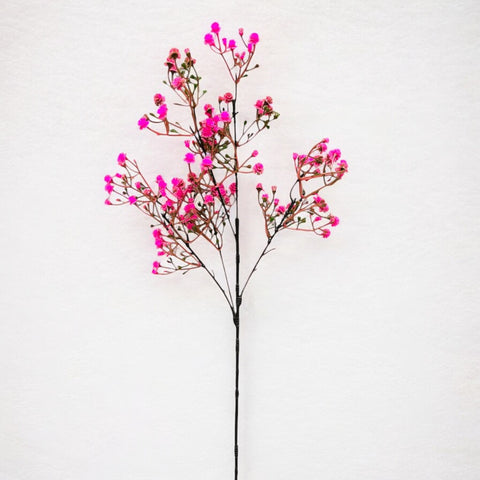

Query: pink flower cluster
105 148 239 273
199 103 233 148
293 138 349 185
105 22 348 275
204 22 260 82
254 139 348 239
254 96 274 117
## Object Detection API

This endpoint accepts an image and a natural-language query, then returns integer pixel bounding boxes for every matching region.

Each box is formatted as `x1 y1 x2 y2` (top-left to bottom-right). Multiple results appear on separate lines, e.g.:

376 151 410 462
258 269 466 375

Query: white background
1 1 479 479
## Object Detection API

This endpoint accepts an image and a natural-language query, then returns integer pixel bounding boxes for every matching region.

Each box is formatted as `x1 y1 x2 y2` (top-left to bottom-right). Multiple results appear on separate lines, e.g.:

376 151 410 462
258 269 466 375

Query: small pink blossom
104 175 112 183
253 163 264 175
204 104 214 116
204 33 215 46
156 175 167 189
105 183 113 193
184 140 190 148
223 92 233 103
220 111 231 122
117 152 126 166
172 77 186 90
201 126 214 138
128 196 137 204
249 32 259 45
157 103 168 120
238 27 244 36
336 159 348 178
204 194 214 204
330 216 340 227
228 39 236 50
229 182 237 194
256 183 263 190
211 22 220 33
105 199 112 205
138 117 149 129
184 152 195 163
154 93 165 106
202 156 213 169
251 150 258 157
322 229 331 238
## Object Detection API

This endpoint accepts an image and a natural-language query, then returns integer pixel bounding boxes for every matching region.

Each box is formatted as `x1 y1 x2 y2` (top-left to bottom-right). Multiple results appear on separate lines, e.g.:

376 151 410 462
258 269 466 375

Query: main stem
233 81 241 480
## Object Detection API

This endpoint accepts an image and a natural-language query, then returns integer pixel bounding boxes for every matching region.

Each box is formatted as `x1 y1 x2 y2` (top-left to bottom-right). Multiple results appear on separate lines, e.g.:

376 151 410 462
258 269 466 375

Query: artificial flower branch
105 21 348 480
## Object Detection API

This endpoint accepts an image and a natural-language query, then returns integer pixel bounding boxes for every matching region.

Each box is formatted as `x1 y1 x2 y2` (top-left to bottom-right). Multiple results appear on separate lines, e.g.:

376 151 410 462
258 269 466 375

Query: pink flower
330 216 340 227
154 93 165 106
223 92 233 103
328 148 342 163
253 163 264 175
336 159 348 178
256 183 263 190
238 28 244 36
128 196 137 204
204 194 214 204
184 140 190 148
204 104 214 116
251 150 258 157
117 152 126 166
314 196 329 212
201 125 214 138
202 155 213 169
104 199 112 205
276 205 286 214
204 33 215 46
211 22 220 33
322 229 331 238
138 117 149 129
184 152 195 163
172 77 186 90
104 175 112 183
249 32 259 45
105 183 113 193
228 39 236 50
157 103 168 120
156 175 167 189
220 111 231 122
229 182 237 194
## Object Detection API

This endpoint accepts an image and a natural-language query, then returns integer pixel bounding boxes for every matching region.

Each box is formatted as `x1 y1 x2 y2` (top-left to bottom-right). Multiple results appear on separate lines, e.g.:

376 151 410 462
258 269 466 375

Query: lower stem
234 311 240 480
